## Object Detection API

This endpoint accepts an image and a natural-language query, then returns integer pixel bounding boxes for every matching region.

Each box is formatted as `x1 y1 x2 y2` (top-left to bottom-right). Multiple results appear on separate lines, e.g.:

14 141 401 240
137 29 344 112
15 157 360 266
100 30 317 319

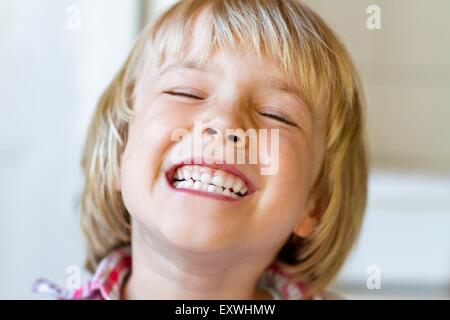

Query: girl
35 0 367 300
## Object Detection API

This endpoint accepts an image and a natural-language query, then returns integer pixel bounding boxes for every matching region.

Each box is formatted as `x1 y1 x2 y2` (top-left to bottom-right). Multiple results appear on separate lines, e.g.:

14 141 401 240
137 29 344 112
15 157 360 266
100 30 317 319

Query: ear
293 193 324 238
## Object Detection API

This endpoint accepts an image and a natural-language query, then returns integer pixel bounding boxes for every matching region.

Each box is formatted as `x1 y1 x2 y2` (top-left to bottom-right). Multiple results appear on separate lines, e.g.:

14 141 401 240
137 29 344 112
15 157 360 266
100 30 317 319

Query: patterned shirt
33 246 321 300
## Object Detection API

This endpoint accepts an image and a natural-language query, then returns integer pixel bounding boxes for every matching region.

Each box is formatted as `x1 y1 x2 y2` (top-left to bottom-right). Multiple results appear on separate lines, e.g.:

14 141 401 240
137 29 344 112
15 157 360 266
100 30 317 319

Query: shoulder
32 246 131 300
258 262 333 300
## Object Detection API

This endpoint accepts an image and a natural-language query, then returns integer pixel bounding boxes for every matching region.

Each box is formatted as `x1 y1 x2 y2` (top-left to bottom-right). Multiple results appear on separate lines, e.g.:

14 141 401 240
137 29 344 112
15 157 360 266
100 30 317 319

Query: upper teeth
172 165 248 198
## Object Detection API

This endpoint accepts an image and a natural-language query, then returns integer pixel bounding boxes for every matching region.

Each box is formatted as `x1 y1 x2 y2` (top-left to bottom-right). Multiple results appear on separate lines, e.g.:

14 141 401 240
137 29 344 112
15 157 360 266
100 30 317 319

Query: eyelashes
163 90 299 127
257 106 299 127
257 112 298 127
163 90 203 100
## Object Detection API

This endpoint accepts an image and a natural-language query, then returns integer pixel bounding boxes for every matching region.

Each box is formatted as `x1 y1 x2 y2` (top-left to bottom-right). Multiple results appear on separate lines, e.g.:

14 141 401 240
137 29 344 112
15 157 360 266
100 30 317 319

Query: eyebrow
263 77 312 116
157 59 216 77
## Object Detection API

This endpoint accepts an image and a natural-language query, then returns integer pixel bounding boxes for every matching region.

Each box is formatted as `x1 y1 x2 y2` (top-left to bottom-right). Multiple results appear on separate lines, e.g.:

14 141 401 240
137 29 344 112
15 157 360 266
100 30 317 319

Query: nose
197 99 251 149
204 127 243 145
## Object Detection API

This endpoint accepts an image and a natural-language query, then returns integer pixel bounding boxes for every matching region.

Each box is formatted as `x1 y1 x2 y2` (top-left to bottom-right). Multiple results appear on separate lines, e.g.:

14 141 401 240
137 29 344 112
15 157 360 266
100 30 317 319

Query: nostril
227 134 240 143
205 128 218 135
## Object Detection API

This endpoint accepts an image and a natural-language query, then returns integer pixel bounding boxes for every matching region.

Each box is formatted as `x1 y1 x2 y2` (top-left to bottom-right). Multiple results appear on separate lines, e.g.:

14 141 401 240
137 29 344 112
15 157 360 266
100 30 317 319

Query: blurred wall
0 0 140 298
303 0 450 174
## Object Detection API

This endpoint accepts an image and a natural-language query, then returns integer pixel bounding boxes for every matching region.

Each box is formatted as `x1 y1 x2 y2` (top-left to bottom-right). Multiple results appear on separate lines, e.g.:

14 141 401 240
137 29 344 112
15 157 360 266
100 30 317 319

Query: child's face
120 29 327 260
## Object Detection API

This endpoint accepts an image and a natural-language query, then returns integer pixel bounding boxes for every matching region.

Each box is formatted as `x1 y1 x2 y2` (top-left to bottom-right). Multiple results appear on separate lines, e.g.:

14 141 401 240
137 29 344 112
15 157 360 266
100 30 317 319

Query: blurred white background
0 0 448 299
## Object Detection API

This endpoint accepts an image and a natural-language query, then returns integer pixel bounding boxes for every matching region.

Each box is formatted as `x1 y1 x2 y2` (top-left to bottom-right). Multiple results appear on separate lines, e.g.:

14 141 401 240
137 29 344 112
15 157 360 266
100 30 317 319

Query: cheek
251 139 312 247
119 103 186 216
264 133 312 202
126 100 188 170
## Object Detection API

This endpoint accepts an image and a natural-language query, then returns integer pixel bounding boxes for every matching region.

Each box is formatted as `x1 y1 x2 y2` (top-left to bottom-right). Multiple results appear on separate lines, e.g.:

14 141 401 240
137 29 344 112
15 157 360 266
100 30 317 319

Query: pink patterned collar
33 246 320 300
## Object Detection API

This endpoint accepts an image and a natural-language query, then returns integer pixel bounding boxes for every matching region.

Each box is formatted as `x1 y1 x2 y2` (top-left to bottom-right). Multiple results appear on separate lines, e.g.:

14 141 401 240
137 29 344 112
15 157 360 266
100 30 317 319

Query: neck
122 224 275 300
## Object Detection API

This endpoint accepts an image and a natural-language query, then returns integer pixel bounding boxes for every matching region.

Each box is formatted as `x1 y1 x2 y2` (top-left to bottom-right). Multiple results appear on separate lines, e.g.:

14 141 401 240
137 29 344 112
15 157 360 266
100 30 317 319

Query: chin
156 217 245 255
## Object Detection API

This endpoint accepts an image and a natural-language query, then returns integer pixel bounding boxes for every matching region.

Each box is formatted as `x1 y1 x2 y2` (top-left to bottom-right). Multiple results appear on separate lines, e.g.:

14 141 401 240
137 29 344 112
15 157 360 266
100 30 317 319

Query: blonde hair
80 0 367 296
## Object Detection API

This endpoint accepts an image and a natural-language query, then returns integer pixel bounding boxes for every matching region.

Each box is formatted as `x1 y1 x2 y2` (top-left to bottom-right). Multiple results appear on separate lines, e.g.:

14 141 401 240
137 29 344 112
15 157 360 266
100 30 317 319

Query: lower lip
165 174 245 202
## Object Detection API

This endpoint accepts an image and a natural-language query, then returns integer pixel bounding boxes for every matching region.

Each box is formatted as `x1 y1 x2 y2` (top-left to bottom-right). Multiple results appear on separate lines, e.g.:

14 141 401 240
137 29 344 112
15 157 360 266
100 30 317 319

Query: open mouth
166 163 252 200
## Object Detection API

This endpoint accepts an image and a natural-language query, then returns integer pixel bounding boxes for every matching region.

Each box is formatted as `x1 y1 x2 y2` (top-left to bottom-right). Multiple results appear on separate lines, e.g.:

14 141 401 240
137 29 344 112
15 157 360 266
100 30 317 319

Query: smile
165 162 254 201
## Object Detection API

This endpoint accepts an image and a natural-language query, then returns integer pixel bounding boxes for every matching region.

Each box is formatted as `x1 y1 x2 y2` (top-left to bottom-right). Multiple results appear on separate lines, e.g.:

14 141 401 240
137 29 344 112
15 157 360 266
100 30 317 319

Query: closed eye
259 112 299 127
163 90 203 100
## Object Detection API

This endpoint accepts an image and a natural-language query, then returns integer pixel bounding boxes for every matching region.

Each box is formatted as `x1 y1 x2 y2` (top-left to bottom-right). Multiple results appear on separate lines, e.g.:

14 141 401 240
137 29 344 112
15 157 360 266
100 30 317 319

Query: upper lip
165 157 256 195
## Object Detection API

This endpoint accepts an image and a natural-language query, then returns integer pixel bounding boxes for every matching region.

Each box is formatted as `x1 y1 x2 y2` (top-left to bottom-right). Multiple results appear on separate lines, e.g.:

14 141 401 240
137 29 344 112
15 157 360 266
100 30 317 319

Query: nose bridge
205 108 243 133
201 95 252 132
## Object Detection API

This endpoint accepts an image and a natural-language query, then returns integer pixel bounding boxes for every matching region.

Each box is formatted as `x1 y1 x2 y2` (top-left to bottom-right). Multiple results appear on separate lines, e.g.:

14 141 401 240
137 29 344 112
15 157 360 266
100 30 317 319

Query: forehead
159 48 277 77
